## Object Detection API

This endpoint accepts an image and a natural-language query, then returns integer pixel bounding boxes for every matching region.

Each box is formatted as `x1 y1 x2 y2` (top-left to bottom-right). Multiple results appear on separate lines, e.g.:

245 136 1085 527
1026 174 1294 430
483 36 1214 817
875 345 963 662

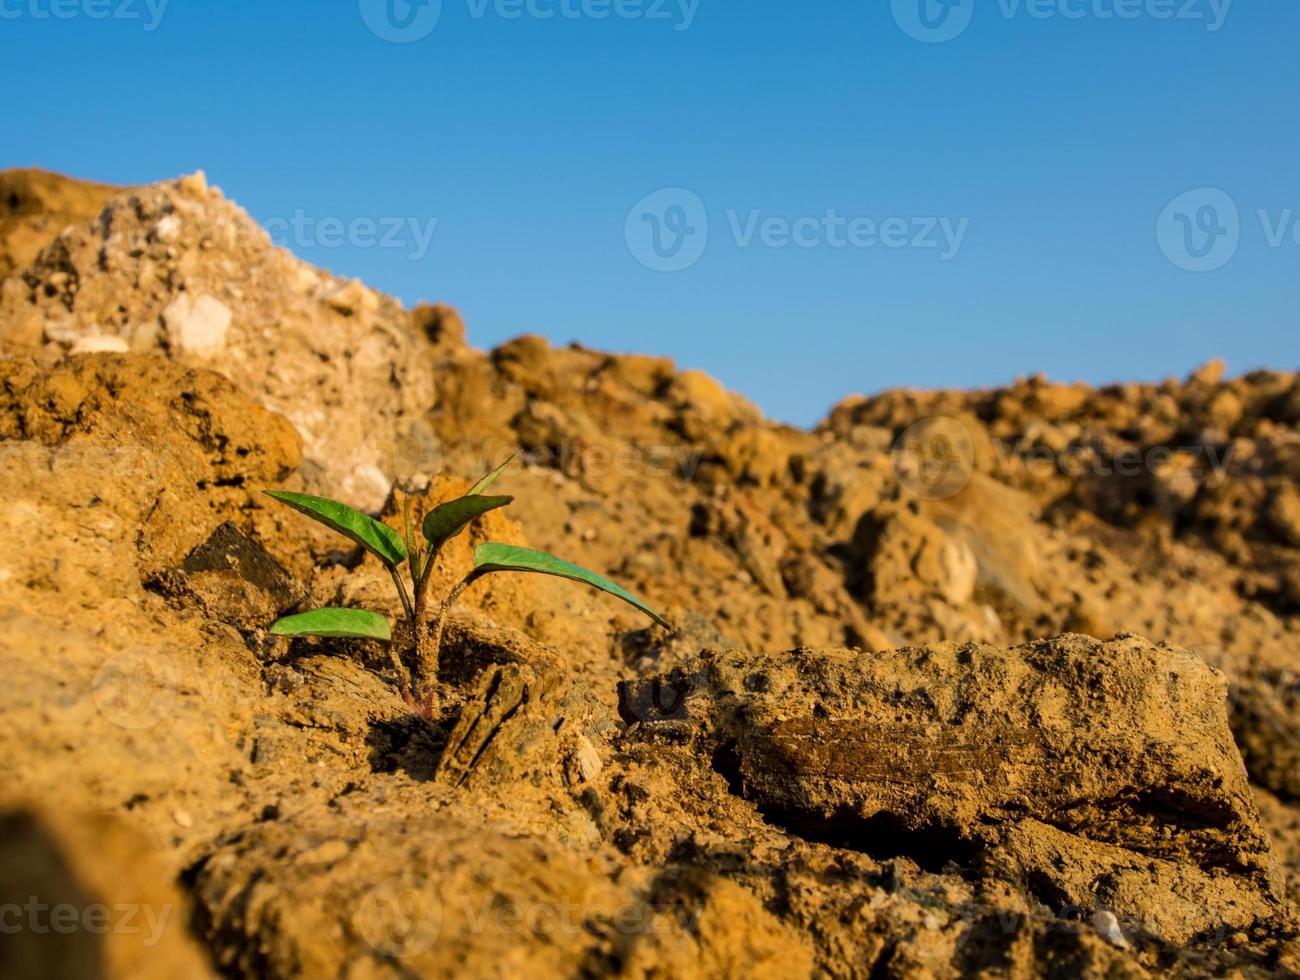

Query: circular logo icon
359 0 441 42
1195 644 1300 743
891 0 974 43
1157 188 1240 272
625 188 709 273
1247 667 1300 741
354 875 442 957
368 416 443 493
92 649 178 730
891 416 976 500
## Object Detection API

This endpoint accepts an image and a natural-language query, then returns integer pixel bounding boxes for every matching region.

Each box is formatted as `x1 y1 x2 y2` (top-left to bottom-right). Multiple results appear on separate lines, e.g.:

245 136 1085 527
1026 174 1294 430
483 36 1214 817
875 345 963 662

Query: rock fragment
163 293 231 358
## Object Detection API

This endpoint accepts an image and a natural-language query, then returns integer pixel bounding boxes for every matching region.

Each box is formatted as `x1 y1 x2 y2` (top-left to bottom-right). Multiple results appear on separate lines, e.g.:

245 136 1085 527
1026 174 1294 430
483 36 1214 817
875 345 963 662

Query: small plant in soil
264 455 668 715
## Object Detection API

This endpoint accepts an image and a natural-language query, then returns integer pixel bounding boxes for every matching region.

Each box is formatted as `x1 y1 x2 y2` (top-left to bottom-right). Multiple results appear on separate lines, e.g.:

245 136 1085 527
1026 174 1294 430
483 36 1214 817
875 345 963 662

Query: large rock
190 791 814 979
629 634 1287 944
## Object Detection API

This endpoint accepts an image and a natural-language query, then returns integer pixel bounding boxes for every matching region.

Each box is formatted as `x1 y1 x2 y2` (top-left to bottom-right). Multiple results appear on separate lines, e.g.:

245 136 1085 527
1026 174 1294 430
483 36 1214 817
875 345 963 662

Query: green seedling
265 454 668 713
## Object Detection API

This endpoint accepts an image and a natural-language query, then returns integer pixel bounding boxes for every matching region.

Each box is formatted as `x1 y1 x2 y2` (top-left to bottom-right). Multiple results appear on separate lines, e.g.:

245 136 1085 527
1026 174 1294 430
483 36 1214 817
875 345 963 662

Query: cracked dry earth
1 171 1300 978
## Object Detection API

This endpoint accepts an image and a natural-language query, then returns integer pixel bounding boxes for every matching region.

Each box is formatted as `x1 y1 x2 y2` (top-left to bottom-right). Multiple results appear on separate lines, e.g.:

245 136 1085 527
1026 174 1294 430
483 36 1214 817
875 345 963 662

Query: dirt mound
2 170 1299 977
0 171 434 509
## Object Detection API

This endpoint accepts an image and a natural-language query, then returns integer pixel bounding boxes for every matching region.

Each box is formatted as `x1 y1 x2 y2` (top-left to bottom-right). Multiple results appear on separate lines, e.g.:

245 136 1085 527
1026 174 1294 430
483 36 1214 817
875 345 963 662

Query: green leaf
473 542 669 629
269 608 392 641
264 490 407 567
468 454 517 496
422 494 513 546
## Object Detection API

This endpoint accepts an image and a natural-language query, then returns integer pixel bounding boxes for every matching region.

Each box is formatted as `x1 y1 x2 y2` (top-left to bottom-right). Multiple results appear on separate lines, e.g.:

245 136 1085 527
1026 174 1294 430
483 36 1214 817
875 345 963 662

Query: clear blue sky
3 0 1297 426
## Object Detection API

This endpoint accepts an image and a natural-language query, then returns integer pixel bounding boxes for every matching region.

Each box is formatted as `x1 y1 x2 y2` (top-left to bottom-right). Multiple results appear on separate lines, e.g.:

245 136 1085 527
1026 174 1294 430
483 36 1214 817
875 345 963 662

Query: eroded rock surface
627 636 1285 946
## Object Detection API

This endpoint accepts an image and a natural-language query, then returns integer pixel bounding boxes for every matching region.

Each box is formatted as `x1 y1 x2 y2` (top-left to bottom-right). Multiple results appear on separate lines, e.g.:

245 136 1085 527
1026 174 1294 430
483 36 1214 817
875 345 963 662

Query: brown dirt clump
2 169 1299 978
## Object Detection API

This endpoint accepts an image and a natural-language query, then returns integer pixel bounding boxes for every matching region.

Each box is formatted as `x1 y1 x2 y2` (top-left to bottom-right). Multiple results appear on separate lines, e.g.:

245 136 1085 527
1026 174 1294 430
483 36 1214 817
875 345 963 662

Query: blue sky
3 0 1297 426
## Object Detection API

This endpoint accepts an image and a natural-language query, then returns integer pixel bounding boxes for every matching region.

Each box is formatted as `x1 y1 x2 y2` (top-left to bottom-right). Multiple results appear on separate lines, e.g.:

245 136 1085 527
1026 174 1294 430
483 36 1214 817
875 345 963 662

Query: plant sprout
264 455 668 713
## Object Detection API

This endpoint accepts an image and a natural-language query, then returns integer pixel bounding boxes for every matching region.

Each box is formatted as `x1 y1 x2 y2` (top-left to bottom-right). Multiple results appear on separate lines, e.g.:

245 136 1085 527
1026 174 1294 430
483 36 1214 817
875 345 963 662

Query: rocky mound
0 172 434 509
1 170 1298 978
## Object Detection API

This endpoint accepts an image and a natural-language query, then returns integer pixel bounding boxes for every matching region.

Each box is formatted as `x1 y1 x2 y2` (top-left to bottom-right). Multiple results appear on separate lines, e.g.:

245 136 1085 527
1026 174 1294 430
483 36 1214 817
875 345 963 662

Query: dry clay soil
2 170 1300 978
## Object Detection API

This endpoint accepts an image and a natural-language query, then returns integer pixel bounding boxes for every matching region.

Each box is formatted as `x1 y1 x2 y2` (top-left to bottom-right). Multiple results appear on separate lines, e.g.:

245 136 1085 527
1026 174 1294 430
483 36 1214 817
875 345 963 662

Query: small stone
1189 358 1227 386
131 319 162 352
177 171 208 199
1267 486 1300 548
321 278 378 317
937 536 978 606
1206 389 1243 429
1092 910 1131 950
298 839 349 865
344 463 392 514
573 735 602 782
155 214 182 242
290 264 321 294
43 320 83 344
163 293 232 358
411 302 466 348
172 808 194 829
69 335 129 355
